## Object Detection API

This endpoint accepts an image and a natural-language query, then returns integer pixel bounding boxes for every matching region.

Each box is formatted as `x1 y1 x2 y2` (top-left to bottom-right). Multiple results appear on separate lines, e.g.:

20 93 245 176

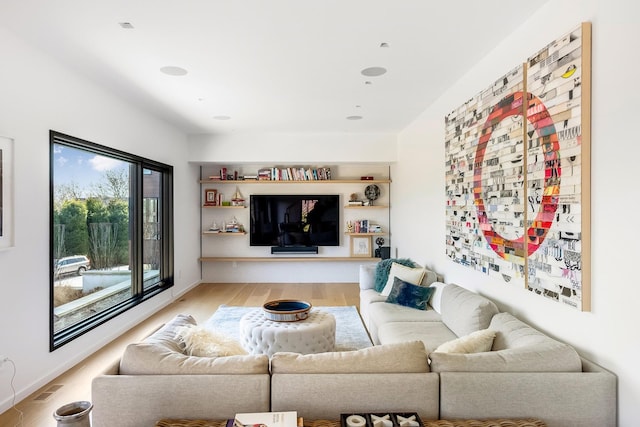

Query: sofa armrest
359 264 377 290
91 374 270 427
439 366 616 427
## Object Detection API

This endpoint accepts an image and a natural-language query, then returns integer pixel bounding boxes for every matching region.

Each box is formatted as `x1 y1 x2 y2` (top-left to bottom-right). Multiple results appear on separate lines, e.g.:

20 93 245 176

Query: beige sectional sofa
91 264 617 427
358 264 617 427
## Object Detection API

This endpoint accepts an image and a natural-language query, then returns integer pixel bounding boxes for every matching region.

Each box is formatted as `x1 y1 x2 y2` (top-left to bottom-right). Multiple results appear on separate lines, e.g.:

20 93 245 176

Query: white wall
0 27 200 412
188 132 397 164
394 0 636 424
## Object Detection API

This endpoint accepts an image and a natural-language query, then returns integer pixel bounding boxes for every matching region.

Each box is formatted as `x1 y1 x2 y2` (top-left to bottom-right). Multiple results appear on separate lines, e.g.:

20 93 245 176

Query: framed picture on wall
350 235 372 257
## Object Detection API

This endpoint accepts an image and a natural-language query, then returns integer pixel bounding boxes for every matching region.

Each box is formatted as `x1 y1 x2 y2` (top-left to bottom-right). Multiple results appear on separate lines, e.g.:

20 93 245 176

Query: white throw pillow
175 325 247 357
433 328 496 354
380 262 426 297
428 281 448 313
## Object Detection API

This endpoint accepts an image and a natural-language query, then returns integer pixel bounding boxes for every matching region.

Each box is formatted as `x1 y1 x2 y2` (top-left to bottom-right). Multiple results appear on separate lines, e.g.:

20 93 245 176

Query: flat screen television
250 194 340 247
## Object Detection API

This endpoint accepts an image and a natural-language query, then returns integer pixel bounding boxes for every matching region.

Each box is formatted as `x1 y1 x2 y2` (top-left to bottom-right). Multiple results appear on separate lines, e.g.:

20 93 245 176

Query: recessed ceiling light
119 22 134 29
380 42 390 48
213 115 231 120
160 66 188 76
361 67 387 77
365 81 372 85
346 115 363 120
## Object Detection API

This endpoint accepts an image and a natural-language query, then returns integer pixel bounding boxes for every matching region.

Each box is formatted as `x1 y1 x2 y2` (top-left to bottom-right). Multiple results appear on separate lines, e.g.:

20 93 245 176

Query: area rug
205 305 373 351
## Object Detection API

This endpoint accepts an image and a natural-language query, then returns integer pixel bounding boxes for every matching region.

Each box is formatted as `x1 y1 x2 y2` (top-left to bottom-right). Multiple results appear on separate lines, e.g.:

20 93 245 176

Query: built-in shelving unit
199 164 391 266
199 179 391 184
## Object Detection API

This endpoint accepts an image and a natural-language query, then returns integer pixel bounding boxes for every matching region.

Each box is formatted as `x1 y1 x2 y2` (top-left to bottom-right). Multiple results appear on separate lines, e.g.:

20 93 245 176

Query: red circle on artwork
474 91 560 259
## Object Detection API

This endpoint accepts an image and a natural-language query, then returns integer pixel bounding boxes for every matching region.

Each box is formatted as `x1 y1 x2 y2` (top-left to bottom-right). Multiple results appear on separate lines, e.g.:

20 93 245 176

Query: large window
50 131 173 350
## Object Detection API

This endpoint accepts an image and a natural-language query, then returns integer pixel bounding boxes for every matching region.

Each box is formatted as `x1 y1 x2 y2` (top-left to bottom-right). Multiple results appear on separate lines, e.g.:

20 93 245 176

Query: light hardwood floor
0 282 360 427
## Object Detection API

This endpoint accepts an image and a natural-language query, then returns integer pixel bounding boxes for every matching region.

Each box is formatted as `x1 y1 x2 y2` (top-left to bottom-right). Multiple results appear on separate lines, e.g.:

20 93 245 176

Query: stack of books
233 411 300 427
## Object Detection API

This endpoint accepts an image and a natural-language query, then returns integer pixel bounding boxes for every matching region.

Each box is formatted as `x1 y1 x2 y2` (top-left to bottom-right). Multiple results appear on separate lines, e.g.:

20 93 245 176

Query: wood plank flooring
0 282 360 427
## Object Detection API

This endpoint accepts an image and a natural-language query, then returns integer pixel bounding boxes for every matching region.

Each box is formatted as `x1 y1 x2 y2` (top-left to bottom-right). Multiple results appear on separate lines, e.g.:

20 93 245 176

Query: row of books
257 166 332 181
348 220 382 233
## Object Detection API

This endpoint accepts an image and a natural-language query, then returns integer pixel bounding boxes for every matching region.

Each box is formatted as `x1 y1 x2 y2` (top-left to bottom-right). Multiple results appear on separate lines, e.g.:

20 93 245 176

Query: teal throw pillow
374 258 418 293
386 277 435 311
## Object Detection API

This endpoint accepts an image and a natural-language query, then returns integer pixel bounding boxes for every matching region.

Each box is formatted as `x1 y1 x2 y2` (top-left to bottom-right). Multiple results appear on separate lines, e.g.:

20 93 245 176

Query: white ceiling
1 1 548 135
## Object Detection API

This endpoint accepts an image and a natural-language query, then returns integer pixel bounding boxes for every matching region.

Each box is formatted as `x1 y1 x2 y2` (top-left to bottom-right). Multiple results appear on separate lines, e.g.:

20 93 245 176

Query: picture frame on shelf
204 188 217 205
0 136 14 250
350 235 372 258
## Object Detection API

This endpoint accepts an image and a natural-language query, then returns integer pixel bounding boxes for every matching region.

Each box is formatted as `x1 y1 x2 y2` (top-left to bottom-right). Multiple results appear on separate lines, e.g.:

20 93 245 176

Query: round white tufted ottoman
239 309 336 356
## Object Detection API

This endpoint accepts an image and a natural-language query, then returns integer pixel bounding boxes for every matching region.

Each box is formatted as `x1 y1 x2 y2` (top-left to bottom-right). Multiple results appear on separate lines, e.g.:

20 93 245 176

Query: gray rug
205 305 373 352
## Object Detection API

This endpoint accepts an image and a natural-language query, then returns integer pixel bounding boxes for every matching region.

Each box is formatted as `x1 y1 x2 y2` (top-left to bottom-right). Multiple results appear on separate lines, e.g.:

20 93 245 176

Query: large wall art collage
444 23 591 311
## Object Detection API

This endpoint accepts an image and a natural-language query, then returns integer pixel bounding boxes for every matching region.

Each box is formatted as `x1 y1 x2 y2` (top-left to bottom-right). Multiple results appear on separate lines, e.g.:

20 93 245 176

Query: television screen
250 194 340 247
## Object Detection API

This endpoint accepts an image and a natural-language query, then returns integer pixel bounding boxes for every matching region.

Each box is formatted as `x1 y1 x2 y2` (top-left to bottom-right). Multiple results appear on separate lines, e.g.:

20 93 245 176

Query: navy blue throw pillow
386 276 435 311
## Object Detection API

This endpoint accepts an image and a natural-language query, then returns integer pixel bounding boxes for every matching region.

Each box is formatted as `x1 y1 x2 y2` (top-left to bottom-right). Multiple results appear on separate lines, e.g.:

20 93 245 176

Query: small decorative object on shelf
209 221 220 232
231 187 245 206
360 176 374 180
204 189 217 206
374 237 390 259
348 193 363 206
369 224 382 233
224 216 244 233
346 221 354 233
364 184 380 206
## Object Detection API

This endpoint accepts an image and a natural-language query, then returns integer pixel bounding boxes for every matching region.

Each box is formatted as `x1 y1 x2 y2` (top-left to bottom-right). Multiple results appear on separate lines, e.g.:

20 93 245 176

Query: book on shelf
234 411 299 427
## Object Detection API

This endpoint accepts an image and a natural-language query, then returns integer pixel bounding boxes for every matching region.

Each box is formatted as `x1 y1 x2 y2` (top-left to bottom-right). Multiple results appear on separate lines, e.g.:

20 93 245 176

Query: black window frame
49 130 174 350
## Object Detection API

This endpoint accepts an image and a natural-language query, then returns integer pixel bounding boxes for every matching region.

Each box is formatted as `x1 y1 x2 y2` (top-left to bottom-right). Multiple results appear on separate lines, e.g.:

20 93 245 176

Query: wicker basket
156 419 546 427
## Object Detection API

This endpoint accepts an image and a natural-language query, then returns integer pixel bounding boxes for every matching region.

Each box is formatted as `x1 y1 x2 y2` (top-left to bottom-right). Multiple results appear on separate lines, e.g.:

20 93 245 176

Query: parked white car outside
55 255 91 276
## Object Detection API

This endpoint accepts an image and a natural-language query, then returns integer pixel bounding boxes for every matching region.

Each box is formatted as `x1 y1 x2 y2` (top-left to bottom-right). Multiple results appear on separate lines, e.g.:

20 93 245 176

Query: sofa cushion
369 301 442 324
429 312 582 372
360 288 388 306
270 340 429 374
434 329 496 354
119 314 268 375
377 321 457 351
420 269 439 287
381 262 426 296
142 313 195 352
374 258 419 292
440 284 498 337
386 277 435 310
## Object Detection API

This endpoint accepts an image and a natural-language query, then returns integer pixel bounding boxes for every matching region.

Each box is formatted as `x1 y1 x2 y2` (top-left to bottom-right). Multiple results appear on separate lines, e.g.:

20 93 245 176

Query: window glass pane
143 168 162 290
52 143 132 334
